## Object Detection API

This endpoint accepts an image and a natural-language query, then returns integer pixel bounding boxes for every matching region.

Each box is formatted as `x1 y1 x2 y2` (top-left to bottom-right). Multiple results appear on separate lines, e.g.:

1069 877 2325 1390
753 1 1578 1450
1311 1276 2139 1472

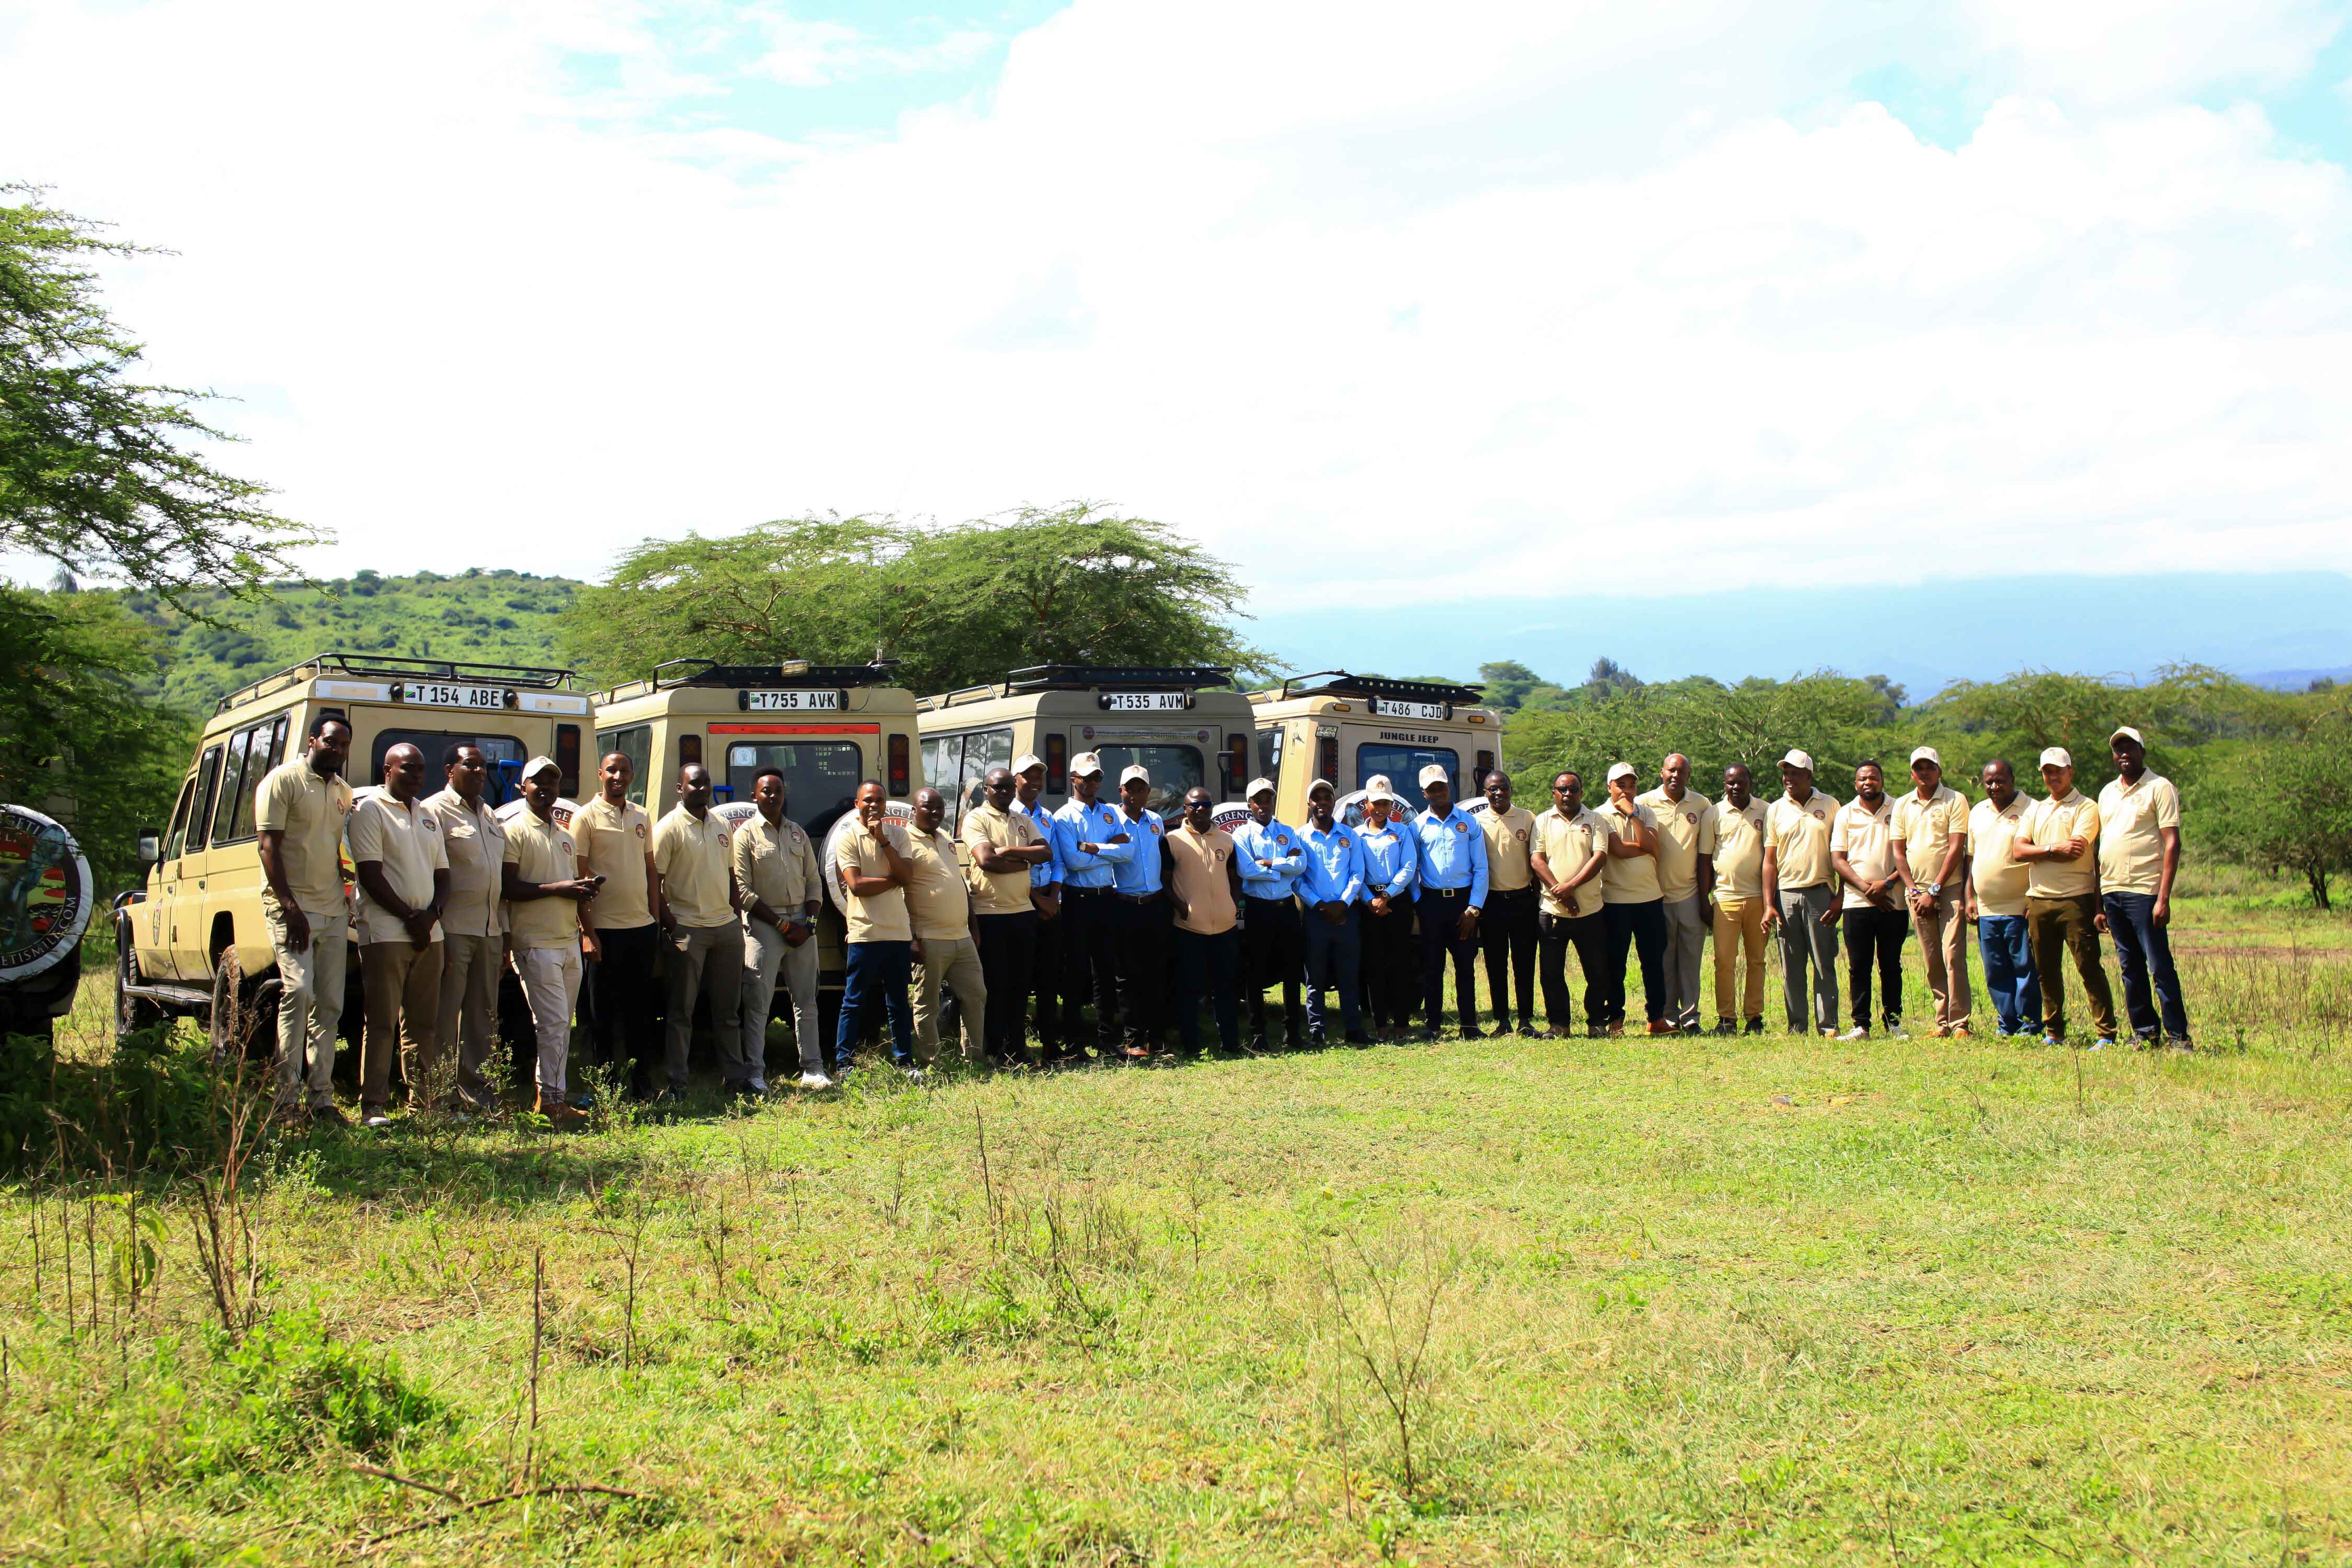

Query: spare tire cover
821 802 917 910
0 804 93 984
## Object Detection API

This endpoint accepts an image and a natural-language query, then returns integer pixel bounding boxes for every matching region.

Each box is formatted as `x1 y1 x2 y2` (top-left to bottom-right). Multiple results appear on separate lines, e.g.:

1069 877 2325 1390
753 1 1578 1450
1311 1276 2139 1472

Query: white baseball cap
1246 775 1276 798
1606 761 1636 782
2039 745 2073 769
1909 745 1941 767
1120 764 1151 786
1307 778 1336 797
522 755 561 782
1013 752 1046 775
2110 725 2145 747
1366 783 1401 804
1417 763 1450 789
1366 774 1394 793
1780 748 1815 771
1068 751 1104 777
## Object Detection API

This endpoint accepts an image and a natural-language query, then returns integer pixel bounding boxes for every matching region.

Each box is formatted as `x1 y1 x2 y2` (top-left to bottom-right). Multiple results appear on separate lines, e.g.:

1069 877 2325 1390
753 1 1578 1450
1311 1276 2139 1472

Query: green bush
0 1027 236 1179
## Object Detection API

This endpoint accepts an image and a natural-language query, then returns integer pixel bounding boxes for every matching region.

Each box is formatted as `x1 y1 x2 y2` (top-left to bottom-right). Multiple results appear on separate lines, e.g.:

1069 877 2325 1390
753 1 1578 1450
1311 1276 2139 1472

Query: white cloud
2 0 2347 613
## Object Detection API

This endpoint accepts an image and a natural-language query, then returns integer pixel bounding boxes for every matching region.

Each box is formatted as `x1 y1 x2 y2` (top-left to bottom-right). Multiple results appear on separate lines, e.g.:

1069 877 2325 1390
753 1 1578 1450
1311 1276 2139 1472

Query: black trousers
583 921 662 1095
1240 895 1305 1041
1175 926 1241 1055
1842 905 1909 1028
1416 889 1480 1032
1360 901 1417 1029
1602 900 1668 1025
1113 896 1171 1045
1057 886 1119 1051
1480 887 1539 1029
1538 910 1610 1032
1031 898 1064 1051
973 910 1037 1059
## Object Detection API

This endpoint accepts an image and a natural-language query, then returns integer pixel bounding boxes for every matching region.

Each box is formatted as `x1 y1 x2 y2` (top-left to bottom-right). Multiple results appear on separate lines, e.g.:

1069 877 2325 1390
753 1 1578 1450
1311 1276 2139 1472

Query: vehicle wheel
207 956 276 1064
116 920 167 1043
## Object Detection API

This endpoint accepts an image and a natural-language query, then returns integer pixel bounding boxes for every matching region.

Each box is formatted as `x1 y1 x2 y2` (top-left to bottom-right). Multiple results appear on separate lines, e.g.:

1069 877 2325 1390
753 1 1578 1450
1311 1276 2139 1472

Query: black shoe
1420 1028 1440 1043
1517 1019 1537 1037
1712 1019 1736 1036
1307 1032 1328 1050
1459 1024 1486 1040
2166 1034 2195 1051
1246 1033 1270 1055
1744 1017 1766 1035
1680 1021 1704 1036
1344 1031 1373 1045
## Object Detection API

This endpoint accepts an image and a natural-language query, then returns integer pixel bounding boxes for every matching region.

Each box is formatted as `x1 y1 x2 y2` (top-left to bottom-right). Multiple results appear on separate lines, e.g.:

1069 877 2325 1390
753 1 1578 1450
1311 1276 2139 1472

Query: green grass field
6 872 2351 1565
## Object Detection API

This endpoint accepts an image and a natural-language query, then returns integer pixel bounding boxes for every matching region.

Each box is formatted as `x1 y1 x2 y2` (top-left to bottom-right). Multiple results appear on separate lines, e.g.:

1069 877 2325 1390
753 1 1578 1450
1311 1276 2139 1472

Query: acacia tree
1 186 317 601
2200 719 2352 909
565 503 1269 694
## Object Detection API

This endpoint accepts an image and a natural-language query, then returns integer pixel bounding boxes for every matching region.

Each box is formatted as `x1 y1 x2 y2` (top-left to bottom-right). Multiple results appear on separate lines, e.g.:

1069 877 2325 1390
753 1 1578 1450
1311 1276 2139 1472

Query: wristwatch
1926 882 1942 896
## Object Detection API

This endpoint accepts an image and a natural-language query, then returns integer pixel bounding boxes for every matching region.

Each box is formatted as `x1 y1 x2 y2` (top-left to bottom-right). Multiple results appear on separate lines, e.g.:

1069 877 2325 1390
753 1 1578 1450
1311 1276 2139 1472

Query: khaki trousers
436 931 503 1108
266 908 347 1110
741 918 823 1080
914 934 988 1066
360 939 445 1110
1912 887 1971 1030
2024 894 2117 1041
664 921 747 1090
1711 897 1768 1021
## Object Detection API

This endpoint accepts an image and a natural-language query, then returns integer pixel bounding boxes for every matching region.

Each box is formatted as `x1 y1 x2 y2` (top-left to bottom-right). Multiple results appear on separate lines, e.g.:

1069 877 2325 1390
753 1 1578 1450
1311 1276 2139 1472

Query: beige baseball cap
1068 751 1104 777
1013 752 1045 775
1307 778 1336 798
1606 761 1636 782
1417 763 1450 789
1780 748 1815 771
522 755 561 782
1366 774 1394 793
2039 745 2073 769
2110 725 2145 747
1120 764 1150 786
1909 745 1941 767
1247 776 1276 798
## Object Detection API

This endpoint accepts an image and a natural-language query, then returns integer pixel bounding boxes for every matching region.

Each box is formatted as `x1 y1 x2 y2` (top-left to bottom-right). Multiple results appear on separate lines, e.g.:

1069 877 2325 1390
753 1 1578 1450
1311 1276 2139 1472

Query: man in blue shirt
1411 763 1489 1040
1048 750 1132 1061
1355 779 1420 1039
1298 780 1370 1046
1108 764 1170 1058
1231 776 1307 1051
1011 754 1064 1058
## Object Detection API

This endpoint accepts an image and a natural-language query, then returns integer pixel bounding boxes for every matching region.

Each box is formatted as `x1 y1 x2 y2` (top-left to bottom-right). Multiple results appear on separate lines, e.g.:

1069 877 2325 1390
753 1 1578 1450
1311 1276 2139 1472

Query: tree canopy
1 186 317 604
563 504 1269 694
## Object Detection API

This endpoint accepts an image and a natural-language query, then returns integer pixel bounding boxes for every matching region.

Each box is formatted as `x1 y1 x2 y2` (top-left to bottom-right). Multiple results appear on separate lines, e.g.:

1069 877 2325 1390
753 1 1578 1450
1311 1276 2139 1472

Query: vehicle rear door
200 713 289 979
164 741 227 980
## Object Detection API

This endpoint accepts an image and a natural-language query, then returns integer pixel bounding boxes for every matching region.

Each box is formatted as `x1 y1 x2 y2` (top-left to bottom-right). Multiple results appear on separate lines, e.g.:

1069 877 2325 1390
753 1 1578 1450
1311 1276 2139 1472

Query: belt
1115 892 1160 905
1489 885 1535 899
1421 886 1467 900
1243 893 1294 905
1063 884 1111 898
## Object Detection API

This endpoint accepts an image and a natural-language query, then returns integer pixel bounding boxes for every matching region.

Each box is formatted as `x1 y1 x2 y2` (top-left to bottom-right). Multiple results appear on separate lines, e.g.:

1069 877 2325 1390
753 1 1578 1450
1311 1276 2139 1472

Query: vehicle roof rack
919 664 1236 711
1272 669 1485 706
650 658 900 691
216 652 579 713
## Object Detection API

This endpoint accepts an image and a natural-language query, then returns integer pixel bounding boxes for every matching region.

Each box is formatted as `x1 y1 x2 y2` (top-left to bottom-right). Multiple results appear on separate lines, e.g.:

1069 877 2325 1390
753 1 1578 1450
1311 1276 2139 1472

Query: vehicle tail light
889 733 910 797
1045 733 1067 794
1226 734 1248 797
556 724 581 799
1319 734 1339 787
677 732 702 771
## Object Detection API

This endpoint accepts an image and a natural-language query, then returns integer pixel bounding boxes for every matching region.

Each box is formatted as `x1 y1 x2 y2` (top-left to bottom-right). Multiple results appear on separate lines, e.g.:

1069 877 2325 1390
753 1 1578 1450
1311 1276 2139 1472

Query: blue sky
4 0 2349 688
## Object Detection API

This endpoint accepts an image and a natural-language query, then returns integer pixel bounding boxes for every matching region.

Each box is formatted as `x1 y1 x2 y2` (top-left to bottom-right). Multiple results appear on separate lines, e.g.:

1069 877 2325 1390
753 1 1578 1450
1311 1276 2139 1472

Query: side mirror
137 829 162 866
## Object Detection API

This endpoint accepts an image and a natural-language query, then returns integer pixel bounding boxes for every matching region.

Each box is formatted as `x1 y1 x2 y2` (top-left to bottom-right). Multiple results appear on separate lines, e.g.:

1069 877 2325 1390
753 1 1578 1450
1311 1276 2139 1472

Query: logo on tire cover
0 804 91 983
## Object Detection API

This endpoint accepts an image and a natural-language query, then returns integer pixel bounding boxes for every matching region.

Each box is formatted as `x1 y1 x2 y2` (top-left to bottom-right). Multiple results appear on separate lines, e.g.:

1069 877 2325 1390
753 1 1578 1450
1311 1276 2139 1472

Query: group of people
245 715 2193 1128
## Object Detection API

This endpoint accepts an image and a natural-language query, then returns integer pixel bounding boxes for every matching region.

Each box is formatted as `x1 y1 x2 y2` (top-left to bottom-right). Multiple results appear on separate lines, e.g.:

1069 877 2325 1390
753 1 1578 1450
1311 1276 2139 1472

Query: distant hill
116 568 585 713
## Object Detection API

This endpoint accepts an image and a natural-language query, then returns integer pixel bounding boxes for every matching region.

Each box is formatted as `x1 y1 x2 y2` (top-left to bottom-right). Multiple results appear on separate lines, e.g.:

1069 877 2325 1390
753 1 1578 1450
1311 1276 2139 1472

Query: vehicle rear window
1094 744 1203 817
724 741 864 838
1356 744 1460 814
372 731 530 806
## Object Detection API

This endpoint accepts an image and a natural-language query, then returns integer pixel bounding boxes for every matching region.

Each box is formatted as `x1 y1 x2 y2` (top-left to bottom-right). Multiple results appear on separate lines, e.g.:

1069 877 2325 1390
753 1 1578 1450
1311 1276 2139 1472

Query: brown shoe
1646 1020 1675 1036
535 1090 588 1128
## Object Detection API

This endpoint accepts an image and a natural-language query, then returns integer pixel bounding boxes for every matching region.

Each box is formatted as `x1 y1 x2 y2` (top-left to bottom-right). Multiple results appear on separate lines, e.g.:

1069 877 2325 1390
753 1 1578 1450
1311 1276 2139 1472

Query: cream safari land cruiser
1248 671 1505 825
116 654 593 1050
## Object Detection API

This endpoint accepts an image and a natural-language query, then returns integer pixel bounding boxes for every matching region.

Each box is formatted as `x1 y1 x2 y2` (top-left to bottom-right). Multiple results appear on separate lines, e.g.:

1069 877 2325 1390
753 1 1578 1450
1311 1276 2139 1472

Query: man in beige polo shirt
1478 770 1539 1035
1709 763 1769 1035
1167 786 1244 1056
2013 746 2118 1047
425 743 506 1112
2097 725 2190 1047
1599 762 1669 1036
906 786 987 1070
1637 754 1716 1035
652 762 745 1098
833 779 918 1078
1762 748 1840 1036
1889 745 1971 1037
253 712 356 1123
1829 762 1905 1041
1528 769 1610 1037
573 751 661 1099
732 767 826 1091
1964 758 2042 1038
348 742 448 1125
963 765 1053 1064
501 757 598 1125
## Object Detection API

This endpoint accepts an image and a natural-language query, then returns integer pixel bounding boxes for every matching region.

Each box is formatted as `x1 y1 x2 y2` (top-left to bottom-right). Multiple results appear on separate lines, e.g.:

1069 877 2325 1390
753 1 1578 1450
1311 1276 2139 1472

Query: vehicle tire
207 955 276 1064
116 919 167 1044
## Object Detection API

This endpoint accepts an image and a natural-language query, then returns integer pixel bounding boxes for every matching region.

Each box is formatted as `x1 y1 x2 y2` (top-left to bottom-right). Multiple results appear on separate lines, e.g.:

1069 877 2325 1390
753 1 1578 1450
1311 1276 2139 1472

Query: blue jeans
1975 914 2043 1036
2101 893 2190 1041
835 940 914 1067
1302 905 1362 1037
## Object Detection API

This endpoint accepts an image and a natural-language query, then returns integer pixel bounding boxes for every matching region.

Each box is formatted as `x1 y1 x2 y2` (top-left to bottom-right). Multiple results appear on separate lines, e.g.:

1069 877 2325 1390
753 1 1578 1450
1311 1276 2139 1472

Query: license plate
1103 692 1187 712
745 689 843 712
1374 697 1448 722
401 683 509 710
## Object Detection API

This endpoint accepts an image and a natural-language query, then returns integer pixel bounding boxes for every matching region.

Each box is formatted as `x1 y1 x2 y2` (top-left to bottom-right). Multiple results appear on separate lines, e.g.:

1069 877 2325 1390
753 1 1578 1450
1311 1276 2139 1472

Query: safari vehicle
916 665 1251 833
115 654 593 1045
590 659 923 1019
1248 671 1505 822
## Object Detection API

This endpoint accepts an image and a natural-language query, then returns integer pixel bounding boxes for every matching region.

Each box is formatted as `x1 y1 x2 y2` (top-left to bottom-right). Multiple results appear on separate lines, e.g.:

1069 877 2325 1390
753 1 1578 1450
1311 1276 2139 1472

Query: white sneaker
797 1070 833 1090
362 1111 392 1129
1837 1027 1870 1042
902 1066 930 1084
